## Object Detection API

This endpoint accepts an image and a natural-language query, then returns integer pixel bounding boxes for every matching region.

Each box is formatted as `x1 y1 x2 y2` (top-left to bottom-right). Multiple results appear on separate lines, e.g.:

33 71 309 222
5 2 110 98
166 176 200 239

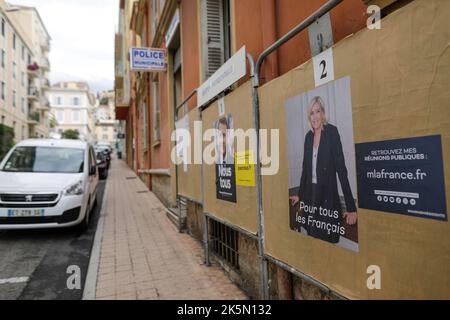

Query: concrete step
165 206 187 230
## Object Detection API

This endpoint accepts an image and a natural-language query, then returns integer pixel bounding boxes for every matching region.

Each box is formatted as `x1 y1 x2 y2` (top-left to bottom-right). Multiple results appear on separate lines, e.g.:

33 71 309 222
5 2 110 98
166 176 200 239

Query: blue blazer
298 124 357 214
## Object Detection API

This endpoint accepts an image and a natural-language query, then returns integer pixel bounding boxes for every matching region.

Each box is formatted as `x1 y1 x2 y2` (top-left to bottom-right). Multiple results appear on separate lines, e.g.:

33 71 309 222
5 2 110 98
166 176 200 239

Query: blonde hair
307 96 328 130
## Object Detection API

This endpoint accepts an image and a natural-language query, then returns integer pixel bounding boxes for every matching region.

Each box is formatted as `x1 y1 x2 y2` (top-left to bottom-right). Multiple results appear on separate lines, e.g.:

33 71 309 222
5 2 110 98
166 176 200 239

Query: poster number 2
319 60 327 79
313 48 334 87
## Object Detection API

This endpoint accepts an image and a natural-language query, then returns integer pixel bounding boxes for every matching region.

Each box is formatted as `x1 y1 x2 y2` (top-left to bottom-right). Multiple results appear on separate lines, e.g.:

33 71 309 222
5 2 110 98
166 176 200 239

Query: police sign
130 47 166 72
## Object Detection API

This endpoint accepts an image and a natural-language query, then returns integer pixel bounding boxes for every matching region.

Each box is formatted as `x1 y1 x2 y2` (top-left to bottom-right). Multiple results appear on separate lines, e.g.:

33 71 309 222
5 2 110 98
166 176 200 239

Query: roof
9 4 52 40
16 139 89 149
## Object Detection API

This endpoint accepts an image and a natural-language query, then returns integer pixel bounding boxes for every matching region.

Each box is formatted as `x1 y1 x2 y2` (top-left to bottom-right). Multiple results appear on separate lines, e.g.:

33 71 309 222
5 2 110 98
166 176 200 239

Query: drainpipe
251 0 344 300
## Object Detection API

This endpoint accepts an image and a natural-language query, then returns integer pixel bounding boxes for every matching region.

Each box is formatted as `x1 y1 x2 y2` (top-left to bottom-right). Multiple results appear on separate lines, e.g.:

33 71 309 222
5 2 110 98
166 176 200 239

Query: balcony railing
37 96 50 111
28 111 40 124
41 39 50 51
41 58 50 71
27 86 40 101
41 79 50 89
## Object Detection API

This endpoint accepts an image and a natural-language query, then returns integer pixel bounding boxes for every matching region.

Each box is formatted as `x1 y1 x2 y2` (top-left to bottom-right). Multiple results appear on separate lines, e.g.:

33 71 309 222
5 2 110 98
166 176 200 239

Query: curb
82 180 109 300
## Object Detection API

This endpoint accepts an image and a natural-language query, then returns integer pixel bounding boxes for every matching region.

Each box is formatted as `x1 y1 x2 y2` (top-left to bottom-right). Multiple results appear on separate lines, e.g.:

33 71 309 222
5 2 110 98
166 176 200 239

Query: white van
0 139 99 231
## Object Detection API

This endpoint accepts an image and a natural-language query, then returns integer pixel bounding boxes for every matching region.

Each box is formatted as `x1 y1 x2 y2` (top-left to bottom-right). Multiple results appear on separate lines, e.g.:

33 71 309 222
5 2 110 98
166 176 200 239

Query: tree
0 124 15 161
62 129 80 140
49 116 58 129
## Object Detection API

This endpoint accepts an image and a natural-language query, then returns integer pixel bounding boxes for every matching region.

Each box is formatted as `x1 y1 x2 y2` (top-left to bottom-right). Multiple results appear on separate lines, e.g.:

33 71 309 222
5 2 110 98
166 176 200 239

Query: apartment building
95 90 118 146
0 0 50 143
115 0 450 300
5 1 51 139
48 81 96 143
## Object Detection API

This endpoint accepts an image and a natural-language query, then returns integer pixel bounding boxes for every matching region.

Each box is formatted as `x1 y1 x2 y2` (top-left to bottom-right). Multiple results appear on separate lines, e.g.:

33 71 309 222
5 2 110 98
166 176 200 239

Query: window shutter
201 0 225 80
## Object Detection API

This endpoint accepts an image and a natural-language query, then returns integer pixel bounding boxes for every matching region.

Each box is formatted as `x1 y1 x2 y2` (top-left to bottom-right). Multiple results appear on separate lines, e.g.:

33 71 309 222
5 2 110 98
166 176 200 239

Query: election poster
214 114 236 203
285 76 359 252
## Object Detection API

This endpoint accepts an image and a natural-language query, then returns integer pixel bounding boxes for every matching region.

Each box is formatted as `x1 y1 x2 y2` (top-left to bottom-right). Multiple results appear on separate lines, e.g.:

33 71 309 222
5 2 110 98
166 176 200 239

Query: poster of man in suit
286 77 359 252
214 114 236 203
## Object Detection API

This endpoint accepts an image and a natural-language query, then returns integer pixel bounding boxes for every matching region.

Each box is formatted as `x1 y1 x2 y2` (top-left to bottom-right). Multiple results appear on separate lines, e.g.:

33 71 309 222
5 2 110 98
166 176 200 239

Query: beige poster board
260 0 450 299
177 108 203 203
202 82 258 234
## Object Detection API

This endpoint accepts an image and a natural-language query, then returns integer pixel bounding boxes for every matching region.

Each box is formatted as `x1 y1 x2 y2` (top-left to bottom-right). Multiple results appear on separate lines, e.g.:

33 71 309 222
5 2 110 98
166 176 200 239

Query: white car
0 139 99 231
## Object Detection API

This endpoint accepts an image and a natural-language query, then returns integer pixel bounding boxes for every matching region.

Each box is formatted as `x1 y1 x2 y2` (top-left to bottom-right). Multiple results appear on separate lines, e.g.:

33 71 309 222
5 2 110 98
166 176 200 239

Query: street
0 0 448 302
0 181 106 300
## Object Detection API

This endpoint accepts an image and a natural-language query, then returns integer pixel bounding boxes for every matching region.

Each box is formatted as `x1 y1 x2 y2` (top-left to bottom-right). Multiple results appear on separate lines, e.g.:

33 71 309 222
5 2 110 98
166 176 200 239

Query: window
27 54 31 65
12 62 16 79
200 0 231 80
1 18 5 37
102 126 108 132
153 79 160 142
1 50 5 68
21 98 25 113
210 219 239 270
102 134 108 140
13 33 16 50
12 91 16 107
21 72 25 87
22 125 25 140
56 110 64 122
0 82 4 101
56 96 62 105
73 97 80 106
2 147 85 174
72 110 80 123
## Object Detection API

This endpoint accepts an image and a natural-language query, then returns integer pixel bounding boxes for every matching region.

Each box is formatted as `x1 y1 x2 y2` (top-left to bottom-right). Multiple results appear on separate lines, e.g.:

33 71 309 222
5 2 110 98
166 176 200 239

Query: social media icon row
377 196 416 206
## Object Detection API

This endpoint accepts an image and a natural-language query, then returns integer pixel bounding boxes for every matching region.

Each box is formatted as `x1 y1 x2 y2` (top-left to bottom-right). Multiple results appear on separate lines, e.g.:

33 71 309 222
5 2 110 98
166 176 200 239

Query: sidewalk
91 159 248 300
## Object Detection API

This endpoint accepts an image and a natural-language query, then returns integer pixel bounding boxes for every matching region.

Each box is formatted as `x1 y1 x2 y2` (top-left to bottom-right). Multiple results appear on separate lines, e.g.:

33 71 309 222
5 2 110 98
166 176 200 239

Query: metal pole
247 53 269 300
250 0 344 300
203 209 211 266
174 89 197 233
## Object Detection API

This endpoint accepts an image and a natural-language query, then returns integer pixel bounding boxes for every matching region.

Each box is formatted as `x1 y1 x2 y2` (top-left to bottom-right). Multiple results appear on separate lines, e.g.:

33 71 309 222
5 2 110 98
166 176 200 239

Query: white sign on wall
197 46 247 107
313 47 335 87
130 47 167 72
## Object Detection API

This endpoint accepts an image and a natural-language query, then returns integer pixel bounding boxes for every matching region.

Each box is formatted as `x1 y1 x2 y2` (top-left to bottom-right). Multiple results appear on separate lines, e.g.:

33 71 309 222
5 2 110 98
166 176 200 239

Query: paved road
0 181 105 300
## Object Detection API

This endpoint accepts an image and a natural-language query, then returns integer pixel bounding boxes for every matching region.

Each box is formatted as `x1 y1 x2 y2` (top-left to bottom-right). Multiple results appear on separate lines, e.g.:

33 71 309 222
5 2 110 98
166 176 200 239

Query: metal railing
28 111 40 123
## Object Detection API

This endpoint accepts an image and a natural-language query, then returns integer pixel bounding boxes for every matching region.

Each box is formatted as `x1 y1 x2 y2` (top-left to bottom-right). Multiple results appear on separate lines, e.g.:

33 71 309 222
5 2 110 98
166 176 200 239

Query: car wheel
77 202 90 232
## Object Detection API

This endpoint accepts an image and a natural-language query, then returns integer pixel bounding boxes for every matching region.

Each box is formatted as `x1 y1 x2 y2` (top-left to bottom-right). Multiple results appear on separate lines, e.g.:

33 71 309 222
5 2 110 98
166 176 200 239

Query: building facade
0 0 51 143
115 0 450 300
6 2 52 139
48 81 96 143
95 90 118 146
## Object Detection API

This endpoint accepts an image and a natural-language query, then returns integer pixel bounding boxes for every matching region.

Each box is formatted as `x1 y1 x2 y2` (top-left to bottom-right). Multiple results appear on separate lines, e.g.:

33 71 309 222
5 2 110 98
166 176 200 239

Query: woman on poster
290 96 357 243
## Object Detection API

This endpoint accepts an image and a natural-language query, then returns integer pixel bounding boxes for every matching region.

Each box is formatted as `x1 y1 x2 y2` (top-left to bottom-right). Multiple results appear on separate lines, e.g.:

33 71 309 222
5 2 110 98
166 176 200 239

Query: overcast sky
12 0 119 94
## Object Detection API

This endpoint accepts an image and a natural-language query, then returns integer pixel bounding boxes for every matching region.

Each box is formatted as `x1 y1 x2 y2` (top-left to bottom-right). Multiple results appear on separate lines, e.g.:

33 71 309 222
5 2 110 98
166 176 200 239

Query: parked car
95 146 111 169
0 139 99 231
96 150 108 180
96 142 113 154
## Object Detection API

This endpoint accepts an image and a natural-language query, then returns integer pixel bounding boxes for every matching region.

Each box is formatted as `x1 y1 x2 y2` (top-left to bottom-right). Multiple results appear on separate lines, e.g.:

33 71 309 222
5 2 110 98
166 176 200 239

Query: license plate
7 209 45 217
